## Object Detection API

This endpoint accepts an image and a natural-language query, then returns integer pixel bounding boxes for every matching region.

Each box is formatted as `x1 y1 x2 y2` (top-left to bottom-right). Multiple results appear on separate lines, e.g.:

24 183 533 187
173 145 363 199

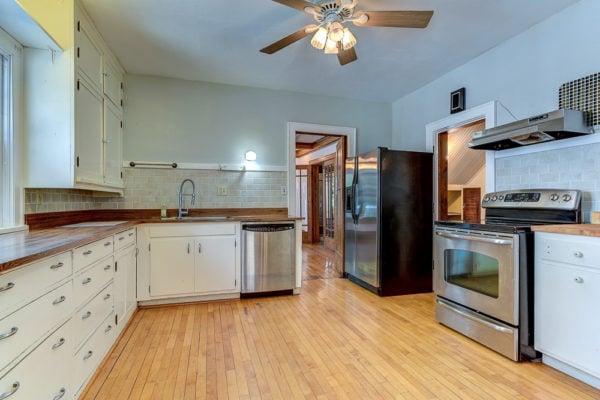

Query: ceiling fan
260 0 434 66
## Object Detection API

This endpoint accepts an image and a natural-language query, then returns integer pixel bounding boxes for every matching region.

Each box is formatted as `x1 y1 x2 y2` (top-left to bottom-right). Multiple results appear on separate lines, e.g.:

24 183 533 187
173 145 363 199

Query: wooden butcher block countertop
532 224 600 238
1 208 300 274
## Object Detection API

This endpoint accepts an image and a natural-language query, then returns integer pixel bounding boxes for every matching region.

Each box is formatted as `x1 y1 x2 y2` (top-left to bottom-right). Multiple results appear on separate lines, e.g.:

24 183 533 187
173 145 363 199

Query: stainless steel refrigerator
345 148 433 296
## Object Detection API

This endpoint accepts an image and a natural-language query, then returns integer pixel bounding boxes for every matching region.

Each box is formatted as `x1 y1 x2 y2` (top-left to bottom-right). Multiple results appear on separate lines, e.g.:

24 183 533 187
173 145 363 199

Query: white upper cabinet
23 1 124 193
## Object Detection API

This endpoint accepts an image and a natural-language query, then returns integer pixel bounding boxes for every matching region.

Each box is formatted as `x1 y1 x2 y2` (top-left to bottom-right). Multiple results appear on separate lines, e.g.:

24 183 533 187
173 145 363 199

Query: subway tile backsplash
25 168 288 214
495 142 600 222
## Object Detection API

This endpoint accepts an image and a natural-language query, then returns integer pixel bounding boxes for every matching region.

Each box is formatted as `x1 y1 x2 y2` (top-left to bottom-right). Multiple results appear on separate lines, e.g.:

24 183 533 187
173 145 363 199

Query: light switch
217 186 228 196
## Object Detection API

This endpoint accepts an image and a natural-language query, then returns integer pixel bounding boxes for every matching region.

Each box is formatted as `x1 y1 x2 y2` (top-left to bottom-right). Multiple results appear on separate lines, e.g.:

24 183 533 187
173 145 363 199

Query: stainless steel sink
160 216 231 221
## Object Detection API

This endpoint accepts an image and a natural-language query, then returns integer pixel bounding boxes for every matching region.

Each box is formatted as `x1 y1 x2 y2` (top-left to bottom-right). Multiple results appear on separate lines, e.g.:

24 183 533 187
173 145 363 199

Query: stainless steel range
433 189 582 361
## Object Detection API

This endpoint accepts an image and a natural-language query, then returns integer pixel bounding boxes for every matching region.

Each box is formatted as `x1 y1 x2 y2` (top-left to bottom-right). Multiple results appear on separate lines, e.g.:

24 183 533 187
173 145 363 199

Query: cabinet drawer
0 321 73 400
537 233 600 268
72 284 114 351
149 222 237 237
0 281 73 371
73 312 116 396
74 237 114 272
0 252 72 319
114 228 136 251
74 255 114 305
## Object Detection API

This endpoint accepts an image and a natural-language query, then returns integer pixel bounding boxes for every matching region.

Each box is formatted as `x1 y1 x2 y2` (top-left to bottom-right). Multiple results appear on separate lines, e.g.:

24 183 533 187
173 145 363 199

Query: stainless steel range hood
469 109 593 150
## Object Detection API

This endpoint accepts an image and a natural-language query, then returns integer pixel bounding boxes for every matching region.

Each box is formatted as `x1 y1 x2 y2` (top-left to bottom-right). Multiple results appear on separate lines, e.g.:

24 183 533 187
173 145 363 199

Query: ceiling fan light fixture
324 37 339 54
310 27 328 49
327 21 345 42
341 28 356 50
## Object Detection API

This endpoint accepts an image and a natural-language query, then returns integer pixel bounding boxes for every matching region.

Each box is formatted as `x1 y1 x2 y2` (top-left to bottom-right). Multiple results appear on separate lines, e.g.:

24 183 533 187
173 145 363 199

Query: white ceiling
80 0 581 103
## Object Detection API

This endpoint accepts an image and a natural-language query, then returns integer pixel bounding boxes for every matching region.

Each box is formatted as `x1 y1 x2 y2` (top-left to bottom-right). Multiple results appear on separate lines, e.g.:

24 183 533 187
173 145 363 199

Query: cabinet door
195 236 237 293
103 61 122 108
535 260 600 377
114 245 136 332
76 17 103 92
75 78 104 185
150 238 195 297
103 100 123 187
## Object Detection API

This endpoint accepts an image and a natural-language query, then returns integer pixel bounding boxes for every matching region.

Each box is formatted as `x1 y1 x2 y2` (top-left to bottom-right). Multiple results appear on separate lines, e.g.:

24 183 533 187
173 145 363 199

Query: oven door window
444 249 499 298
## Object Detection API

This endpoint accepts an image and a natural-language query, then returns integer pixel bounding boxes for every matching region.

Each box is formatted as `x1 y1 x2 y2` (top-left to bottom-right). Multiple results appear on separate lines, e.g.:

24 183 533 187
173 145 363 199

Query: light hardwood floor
81 245 600 399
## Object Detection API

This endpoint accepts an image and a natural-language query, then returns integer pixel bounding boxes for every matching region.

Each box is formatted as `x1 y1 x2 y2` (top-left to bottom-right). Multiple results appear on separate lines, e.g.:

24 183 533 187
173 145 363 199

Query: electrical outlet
280 186 287 195
217 186 228 196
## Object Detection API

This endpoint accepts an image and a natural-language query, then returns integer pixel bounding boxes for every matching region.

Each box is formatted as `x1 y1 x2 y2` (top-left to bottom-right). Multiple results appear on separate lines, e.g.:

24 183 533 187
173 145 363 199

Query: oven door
434 227 519 325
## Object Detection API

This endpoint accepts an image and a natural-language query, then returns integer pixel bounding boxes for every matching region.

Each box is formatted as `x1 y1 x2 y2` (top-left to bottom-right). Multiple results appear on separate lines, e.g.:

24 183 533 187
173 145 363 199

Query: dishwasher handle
242 223 295 232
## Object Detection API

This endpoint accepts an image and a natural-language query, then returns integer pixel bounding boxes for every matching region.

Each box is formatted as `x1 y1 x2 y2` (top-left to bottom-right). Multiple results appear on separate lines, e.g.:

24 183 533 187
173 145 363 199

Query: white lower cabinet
0 227 138 399
535 232 600 389
73 311 116 398
0 280 73 372
149 237 195 296
0 320 73 400
138 223 240 302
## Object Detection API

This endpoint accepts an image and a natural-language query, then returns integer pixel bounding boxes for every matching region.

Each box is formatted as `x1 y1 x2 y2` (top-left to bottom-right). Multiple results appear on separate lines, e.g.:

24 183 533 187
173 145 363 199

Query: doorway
295 133 346 278
437 120 486 222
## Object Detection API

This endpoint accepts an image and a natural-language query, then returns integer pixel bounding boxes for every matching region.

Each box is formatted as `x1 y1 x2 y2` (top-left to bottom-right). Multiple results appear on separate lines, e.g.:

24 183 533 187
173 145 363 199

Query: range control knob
483 196 490 202
562 194 572 202
491 195 498 201
498 195 504 200
550 193 559 201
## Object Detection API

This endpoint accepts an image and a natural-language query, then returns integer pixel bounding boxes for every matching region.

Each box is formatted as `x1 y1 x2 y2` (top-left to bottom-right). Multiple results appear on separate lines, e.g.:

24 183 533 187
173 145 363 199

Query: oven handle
436 299 514 335
435 231 513 246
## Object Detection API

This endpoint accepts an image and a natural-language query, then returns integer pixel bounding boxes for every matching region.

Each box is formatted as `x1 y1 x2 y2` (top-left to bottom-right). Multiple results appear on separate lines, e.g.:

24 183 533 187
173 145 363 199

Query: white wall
124 75 392 167
392 0 600 151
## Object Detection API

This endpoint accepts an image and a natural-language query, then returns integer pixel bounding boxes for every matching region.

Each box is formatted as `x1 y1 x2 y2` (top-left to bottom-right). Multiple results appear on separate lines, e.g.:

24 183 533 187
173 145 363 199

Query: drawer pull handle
83 350 93 360
52 296 67 305
0 382 19 399
0 327 18 341
52 387 66 400
574 276 584 284
104 242 112 247
119 236 125 241
104 293 111 300
104 264 112 271
82 277 92 285
574 251 584 258
52 337 66 350
128 232 134 237
0 282 15 292
105 325 113 333
83 250 93 255
82 311 92 320
50 262 64 270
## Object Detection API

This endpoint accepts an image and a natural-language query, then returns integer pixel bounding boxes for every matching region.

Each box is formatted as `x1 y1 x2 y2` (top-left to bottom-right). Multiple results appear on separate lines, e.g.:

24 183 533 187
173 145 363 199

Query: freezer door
354 149 379 288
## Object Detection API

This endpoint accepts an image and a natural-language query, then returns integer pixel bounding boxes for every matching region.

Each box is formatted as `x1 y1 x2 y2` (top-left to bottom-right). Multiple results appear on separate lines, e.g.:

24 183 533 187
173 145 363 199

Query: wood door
462 187 481 223
308 164 320 243
437 131 449 220
334 137 346 277
322 157 336 252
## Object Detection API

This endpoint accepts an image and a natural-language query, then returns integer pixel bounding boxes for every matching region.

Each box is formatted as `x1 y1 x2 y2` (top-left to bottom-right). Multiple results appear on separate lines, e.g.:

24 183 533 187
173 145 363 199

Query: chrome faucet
178 179 196 219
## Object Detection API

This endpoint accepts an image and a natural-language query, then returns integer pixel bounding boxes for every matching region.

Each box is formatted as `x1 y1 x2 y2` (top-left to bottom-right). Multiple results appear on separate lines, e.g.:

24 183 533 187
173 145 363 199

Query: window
0 28 23 232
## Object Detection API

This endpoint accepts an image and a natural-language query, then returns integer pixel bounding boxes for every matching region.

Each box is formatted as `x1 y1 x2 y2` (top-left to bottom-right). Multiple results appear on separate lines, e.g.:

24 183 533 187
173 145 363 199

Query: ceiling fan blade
337 45 357 66
272 0 320 13
260 26 314 54
353 10 433 28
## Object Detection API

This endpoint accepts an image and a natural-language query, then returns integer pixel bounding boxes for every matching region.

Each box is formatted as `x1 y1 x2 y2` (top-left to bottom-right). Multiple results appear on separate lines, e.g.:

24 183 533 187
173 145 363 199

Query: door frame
425 101 497 221
287 122 356 215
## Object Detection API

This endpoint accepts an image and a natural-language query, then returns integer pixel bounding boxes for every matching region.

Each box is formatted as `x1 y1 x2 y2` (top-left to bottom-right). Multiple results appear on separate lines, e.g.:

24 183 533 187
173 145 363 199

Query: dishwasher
241 221 296 297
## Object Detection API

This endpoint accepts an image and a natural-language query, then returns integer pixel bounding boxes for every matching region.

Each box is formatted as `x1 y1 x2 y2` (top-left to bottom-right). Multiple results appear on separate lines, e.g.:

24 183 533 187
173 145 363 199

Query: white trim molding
287 122 356 215
425 101 498 220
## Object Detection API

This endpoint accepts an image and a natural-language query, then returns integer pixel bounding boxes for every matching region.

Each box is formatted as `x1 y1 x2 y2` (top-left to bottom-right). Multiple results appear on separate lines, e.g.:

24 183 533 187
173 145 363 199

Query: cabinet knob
574 276 584 284
574 251 584 258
